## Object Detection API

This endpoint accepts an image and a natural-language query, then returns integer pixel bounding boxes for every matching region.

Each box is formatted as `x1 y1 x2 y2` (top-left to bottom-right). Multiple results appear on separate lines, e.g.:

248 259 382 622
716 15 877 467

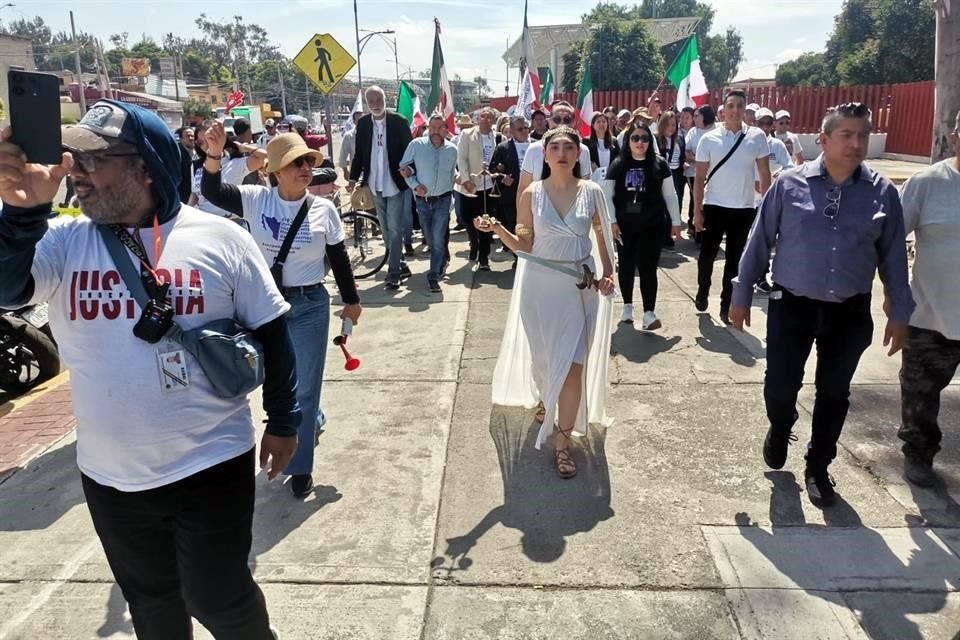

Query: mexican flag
515 68 538 118
396 81 427 131
519 0 541 100
666 36 709 109
539 67 555 107
426 19 457 133
575 60 594 138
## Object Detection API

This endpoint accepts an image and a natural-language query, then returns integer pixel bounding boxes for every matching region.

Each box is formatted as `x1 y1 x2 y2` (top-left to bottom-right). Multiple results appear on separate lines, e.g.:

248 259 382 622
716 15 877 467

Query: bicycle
308 168 387 280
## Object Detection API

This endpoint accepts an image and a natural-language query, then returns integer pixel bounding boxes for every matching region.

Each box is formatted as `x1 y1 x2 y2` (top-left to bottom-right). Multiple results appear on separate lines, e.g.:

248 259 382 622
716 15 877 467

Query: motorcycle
0 303 61 395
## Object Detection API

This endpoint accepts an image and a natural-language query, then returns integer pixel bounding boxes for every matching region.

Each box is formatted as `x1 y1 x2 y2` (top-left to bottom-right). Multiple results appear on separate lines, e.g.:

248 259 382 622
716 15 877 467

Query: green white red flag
575 60 594 138
426 19 456 133
397 81 426 131
539 67 554 107
666 36 709 109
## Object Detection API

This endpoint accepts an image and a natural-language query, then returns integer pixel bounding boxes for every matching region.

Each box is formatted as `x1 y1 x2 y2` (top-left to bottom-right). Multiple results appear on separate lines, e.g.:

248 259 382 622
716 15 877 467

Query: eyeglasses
514 125 529 132
551 115 574 125
630 134 652 143
823 185 842 221
291 155 317 169
72 151 141 174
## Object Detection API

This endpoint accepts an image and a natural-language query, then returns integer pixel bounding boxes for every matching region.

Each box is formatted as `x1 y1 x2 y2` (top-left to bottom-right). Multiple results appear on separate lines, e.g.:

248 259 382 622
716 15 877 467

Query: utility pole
505 37 510 97
393 36 399 86
70 11 86 113
98 39 113 99
305 75 311 120
278 63 287 117
932 0 958 162
353 0 363 89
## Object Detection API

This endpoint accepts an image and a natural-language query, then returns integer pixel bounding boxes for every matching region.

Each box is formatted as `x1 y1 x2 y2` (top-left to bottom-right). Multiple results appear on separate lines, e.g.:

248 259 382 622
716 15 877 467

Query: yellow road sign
293 33 356 95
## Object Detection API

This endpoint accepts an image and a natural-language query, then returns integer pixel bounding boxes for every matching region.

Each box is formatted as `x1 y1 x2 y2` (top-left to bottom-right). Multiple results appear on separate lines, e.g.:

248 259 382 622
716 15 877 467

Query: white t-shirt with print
27 206 289 492
597 140 611 169
696 124 770 209
194 156 249 216
521 139 592 181
479 132 497 190
514 141 531 169
369 117 399 197
776 131 804 158
238 186 346 287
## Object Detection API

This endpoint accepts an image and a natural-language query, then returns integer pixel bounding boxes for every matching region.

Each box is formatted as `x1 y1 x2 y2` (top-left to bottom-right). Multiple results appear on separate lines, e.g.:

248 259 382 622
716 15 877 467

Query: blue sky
18 0 845 88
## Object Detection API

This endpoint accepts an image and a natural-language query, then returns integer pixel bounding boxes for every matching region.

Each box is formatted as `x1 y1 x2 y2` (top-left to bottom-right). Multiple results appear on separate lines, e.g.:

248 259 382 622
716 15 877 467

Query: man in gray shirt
338 111 362 182
730 102 913 507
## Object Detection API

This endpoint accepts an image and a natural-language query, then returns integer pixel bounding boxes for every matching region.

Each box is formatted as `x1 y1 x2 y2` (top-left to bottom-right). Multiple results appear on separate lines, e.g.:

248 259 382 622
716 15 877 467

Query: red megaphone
332 318 360 371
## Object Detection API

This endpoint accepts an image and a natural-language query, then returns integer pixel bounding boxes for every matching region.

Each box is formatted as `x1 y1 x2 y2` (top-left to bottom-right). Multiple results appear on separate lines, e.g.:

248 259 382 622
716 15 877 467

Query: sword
515 252 599 290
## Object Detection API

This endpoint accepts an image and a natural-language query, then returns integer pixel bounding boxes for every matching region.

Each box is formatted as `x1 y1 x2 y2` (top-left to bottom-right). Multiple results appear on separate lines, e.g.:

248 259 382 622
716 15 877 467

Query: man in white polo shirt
775 109 805 164
897 109 960 487
693 89 771 324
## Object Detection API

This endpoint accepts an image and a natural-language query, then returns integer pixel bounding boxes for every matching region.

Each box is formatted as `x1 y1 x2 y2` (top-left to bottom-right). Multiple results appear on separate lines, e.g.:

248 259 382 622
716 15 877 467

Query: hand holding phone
0 127 73 209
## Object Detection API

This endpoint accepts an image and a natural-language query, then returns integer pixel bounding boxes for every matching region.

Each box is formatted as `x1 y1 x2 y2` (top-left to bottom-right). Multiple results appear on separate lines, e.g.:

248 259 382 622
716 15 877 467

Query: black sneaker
452 224 466 232
804 468 836 507
755 280 773 295
763 424 798 469
384 280 400 291
478 261 491 272
904 456 937 487
400 263 412 279
290 474 314 498
429 280 441 293
695 289 709 312
404 244 415 257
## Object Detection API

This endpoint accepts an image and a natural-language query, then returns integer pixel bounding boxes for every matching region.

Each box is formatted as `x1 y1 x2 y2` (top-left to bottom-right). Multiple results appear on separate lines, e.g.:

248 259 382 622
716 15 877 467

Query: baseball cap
265 118 276 127
775 110 791 120
617 109 632 119
61 101 131 152
756 107 775 120
746 103 761 112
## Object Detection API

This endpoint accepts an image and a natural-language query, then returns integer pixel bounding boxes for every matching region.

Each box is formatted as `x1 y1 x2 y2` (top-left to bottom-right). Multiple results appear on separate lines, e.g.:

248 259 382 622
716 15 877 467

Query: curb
0 371 71 420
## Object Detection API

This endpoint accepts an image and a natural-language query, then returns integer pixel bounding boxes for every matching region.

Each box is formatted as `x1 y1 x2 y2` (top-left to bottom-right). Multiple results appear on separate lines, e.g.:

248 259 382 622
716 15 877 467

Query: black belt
281 281 325 297
416 191 452 202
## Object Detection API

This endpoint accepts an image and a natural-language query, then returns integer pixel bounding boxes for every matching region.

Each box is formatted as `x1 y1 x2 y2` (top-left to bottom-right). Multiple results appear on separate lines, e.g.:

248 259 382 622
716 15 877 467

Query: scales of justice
463 163 504 230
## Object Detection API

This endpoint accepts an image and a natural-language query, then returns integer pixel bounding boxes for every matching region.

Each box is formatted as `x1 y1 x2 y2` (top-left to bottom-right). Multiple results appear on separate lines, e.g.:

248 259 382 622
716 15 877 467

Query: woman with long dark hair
604 122 681 329
479 126 616 479
586 111 619 173
656 111 686 249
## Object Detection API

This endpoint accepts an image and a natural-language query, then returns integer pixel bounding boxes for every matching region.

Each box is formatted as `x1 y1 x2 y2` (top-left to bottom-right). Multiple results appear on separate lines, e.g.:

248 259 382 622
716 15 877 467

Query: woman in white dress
476 126 616 479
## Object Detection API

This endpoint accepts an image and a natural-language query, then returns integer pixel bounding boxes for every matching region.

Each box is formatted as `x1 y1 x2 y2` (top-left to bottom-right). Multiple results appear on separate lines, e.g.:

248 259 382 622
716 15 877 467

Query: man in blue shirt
399 114 459 292
730 102 913 507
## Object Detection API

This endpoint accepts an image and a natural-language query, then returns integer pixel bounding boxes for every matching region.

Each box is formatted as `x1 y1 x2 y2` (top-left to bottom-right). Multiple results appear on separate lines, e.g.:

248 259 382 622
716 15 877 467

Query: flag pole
652 27 702 104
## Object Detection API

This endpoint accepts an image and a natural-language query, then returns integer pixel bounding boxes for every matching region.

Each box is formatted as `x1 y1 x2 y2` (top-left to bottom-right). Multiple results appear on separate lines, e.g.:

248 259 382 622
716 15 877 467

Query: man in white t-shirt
775 109 805 164
0 100 298 638
898 109 960 488
693 89 771 324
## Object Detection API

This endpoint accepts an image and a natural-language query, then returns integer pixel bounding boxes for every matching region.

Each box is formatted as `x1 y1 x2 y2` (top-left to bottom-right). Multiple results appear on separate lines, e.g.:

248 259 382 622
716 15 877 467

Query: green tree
775 52 835 86
781 0 935 85
2 16 98 72
182 98 213 121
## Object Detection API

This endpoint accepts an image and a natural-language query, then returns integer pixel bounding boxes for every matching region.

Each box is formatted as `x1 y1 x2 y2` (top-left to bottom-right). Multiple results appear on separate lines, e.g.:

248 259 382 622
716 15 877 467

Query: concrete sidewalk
0 232 958 639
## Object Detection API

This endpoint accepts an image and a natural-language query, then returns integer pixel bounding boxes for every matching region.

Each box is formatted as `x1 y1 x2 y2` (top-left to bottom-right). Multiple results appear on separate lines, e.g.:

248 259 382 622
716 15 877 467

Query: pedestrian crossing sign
293 33 356 95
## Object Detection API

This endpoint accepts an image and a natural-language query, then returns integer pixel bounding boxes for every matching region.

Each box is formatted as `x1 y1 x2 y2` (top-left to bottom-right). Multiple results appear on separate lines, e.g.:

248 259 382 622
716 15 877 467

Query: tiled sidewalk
0 374 75 483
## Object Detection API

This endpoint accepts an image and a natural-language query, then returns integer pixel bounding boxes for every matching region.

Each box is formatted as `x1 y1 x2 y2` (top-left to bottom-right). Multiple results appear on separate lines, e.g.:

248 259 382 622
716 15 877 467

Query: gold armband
516 224 534 237
592 223 603 231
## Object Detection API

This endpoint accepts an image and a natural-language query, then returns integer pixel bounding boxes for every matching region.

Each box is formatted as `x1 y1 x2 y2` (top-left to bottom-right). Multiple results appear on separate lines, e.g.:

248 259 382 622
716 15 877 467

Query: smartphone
9 69 62 165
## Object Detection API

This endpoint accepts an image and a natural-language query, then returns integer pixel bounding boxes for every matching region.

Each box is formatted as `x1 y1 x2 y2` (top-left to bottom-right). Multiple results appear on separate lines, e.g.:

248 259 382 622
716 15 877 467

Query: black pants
899 326 960 462
764 287 873 471
617 217 665 310
686 177 695 227
82 449 273 640
697 205 756 313
463 188 495 262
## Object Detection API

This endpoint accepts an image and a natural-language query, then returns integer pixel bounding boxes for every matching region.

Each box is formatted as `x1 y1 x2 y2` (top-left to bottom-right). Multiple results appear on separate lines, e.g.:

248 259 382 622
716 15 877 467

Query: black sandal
552 424 577 479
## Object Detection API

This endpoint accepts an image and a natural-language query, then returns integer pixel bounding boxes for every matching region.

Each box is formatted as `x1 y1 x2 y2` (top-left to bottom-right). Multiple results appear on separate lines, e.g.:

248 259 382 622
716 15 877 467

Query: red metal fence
489 81 935 157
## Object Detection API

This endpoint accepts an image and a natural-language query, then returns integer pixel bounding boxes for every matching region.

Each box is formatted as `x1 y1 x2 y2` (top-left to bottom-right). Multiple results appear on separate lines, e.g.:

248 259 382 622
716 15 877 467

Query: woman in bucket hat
202 123 362 498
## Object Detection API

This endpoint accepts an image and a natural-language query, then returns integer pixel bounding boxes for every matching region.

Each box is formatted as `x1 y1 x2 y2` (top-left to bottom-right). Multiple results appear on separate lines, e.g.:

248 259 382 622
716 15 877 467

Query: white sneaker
642 311 662 331
620 304 634 324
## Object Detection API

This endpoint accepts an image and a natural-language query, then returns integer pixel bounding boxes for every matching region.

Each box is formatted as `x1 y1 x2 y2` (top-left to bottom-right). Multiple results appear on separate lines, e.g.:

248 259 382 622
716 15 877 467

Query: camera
133 299 175 344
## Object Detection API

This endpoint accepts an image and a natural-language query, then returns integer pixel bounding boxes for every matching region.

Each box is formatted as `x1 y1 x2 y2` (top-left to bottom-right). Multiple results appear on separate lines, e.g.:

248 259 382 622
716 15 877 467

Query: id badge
157 348 190 393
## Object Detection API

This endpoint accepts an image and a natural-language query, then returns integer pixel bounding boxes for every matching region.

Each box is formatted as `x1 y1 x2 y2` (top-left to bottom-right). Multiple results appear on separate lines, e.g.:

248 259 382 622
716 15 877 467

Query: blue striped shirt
733 155 914 322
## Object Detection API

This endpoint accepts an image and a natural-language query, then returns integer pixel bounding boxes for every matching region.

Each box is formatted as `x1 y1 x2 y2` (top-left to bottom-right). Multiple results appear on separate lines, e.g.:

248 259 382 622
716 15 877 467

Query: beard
78 168 150 225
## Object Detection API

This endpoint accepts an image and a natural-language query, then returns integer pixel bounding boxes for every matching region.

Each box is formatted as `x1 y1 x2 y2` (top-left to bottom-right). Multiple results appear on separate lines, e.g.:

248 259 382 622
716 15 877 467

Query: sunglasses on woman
630 134 652 143
291 155 317 169
551 115 574 125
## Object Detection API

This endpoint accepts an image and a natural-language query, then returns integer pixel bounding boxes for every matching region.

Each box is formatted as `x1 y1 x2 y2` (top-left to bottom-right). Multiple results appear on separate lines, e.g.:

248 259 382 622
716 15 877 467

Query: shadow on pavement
611 323 682 364
695 314 758 367
432 407 613 577
733 471 960 640
0 440 83 532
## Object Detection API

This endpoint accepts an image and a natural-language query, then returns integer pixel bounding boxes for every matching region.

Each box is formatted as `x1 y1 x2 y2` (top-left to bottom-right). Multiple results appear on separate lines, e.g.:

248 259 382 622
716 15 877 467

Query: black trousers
82 449 273 640
764 287 873 470
697 205 756 312
686 177 695 227
462 188 495 262
899 326 960 462
617 217 665 310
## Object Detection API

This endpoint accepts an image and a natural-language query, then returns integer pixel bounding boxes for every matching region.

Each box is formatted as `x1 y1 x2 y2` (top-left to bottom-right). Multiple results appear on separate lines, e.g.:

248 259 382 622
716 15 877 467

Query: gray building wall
0 35 37 122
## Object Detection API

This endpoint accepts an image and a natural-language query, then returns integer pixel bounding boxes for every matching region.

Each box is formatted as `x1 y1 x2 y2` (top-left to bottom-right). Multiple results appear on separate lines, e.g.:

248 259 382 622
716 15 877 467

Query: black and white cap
62 101 129 152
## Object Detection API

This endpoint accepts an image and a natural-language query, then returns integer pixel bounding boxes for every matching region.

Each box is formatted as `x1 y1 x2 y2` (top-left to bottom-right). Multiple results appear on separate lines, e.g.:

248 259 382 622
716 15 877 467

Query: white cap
746 103 761 112
265 118 276 127
617 109 632 119
775 110 791 120
756 107 775 120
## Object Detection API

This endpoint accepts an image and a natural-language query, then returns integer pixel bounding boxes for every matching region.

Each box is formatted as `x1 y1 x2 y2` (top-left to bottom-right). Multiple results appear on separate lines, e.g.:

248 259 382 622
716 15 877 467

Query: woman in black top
586 112 620 173
603 122 681 330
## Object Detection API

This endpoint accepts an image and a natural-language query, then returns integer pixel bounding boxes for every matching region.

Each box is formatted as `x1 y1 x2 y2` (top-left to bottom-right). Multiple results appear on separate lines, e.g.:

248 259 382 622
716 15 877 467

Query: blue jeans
283 285 330 476
415 193 452 283
403 190 414 246
374 190 408 281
